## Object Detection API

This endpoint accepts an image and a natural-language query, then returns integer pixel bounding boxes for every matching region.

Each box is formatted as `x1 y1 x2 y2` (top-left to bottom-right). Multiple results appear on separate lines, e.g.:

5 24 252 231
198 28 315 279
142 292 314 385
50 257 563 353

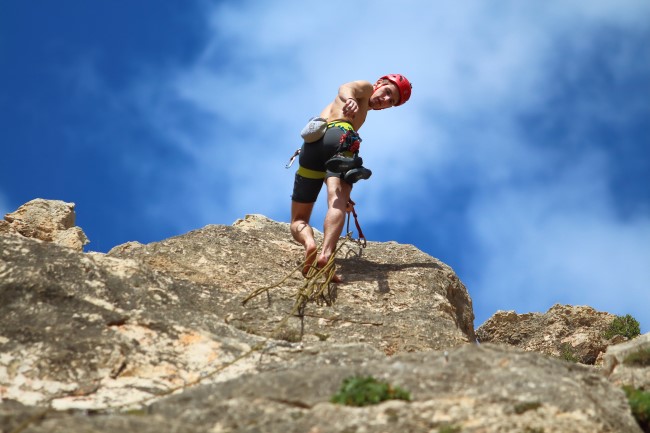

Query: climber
290 74 412 281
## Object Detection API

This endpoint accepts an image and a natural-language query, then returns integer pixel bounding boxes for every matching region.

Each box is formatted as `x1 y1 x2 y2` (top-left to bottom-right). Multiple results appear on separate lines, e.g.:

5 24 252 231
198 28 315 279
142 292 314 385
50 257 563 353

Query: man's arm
337 80 374 101
338 81 373 118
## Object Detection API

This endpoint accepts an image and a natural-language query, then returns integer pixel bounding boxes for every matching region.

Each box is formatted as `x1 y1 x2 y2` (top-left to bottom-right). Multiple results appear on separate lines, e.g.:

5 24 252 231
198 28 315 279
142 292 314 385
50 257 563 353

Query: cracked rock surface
1 200 647 432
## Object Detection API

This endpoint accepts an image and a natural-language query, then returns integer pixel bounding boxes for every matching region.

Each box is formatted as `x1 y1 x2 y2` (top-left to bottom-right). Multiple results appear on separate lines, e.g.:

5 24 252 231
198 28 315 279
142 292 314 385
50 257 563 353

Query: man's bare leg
290 200 318 276
318 177 352 281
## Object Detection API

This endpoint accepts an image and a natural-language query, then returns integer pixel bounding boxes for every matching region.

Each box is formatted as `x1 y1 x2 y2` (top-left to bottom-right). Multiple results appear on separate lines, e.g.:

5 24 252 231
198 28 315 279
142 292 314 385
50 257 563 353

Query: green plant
330 375 411 407
125 409 147 416
439 425 461 433
273 326 302 343
623 386 650 432
559 343 579 363
603 314 641 340
624 349 650 367
514 401 542 414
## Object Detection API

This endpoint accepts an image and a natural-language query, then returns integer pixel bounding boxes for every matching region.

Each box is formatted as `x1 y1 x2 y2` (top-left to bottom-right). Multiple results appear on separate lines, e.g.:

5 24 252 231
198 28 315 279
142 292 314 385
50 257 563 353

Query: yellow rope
243 236 349 308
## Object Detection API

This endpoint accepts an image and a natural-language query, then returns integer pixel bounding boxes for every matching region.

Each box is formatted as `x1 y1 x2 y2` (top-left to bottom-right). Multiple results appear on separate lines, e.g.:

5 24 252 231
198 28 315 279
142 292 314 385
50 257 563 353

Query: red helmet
379 74 412 106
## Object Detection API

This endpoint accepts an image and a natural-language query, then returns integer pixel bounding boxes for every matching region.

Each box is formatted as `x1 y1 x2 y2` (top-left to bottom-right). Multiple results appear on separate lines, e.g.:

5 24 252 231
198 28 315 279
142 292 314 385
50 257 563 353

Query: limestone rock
1 201 646 433
0 234 266 410
476 304 617 364
1 345 642 433
0 219 10 235
108 214 476 354
604 333 650 390
0 212 474 410
3 198 89 251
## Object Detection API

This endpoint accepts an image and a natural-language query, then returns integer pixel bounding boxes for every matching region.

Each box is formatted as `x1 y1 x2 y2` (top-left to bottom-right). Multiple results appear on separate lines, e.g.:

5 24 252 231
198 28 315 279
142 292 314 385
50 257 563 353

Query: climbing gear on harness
325 129 364 173
326 154 363 173
339 130 362 153
285 148 301 168
377 74 412 106
346 198 367 247
344 166 372 184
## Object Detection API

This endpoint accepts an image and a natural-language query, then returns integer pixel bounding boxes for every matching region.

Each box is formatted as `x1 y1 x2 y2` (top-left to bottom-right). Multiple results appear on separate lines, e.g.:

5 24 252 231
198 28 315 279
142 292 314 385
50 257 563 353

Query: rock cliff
476 304 621 365
1 199 89 252
1 199 648 433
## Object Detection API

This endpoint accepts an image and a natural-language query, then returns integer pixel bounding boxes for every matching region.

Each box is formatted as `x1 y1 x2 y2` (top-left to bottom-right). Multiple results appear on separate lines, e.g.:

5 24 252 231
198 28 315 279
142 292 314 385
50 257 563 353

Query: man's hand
342 98 359 118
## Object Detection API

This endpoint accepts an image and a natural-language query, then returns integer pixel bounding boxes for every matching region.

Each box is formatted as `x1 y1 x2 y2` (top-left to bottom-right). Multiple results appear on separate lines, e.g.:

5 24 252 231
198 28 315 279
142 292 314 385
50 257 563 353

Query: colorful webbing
328 121 354 131
296 165 326 179
339 130 361 154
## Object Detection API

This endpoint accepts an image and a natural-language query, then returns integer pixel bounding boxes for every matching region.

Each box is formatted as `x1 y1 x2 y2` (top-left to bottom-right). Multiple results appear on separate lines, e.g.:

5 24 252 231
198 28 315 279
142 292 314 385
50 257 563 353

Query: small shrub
439 425 461 433
603 314 641 340
331 375 411 407
273 326 302 343
514 401 542 414
125 409 147 416
623 386 650 432
624 349 650 367
559 343 579 363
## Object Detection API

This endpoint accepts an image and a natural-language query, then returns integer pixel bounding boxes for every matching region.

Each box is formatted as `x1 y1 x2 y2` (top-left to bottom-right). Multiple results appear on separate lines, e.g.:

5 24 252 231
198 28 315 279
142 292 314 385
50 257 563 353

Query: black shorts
291 123 357 203
291 174 324 203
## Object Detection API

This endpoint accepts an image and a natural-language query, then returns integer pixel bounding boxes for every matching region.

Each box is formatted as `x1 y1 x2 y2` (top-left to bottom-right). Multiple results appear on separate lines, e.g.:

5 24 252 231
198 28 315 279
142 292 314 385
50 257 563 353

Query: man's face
369 82 400 110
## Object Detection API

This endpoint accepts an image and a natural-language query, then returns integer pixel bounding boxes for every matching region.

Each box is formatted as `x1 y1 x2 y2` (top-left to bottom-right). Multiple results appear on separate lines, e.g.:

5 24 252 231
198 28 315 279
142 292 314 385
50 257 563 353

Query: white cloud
467 171 650 327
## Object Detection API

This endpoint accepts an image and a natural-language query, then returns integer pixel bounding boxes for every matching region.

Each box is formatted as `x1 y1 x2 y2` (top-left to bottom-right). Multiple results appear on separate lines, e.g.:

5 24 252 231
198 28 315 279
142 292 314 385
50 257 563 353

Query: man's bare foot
328 271 343 284
316 255 343 283
302 245 318 278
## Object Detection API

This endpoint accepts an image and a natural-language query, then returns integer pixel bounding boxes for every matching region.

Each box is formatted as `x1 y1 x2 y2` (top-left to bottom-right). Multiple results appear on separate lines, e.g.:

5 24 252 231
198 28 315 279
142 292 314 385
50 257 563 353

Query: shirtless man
290 74 412 280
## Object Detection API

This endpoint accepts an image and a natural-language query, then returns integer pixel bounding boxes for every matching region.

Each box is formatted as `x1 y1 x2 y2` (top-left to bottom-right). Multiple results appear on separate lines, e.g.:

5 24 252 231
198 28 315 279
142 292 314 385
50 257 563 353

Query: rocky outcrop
476 304 620 364
107 214 476 353
150 343 641 433
0 233 267 410
6 344 642 433
2 198 89 251
605 333 650 390
1 199 647 433
0 209 475 409
1 341 642 432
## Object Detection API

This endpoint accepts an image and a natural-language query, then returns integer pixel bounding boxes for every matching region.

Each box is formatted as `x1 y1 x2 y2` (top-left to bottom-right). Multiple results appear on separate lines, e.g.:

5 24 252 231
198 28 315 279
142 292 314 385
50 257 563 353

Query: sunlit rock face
1 199 645 433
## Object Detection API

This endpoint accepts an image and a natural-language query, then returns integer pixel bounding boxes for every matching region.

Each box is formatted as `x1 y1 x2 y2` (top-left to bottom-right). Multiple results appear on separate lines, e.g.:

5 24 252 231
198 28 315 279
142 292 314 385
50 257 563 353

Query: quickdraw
346 198 367 247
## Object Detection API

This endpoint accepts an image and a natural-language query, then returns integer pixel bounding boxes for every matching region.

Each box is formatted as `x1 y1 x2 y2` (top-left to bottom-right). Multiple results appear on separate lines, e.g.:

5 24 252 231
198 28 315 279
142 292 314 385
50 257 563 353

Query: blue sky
2 0 649 332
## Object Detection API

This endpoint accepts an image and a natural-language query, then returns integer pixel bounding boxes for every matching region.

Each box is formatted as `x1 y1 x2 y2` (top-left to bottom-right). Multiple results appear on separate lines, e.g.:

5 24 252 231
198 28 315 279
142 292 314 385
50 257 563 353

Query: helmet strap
370 81 386 111
369 82 389 110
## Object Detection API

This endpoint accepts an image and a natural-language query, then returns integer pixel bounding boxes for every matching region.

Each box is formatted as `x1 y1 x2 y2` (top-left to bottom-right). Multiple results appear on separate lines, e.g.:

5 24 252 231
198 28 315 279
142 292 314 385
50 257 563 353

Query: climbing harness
325 130 364 174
